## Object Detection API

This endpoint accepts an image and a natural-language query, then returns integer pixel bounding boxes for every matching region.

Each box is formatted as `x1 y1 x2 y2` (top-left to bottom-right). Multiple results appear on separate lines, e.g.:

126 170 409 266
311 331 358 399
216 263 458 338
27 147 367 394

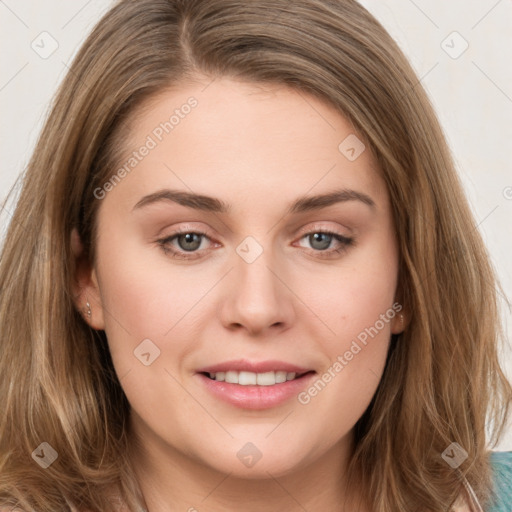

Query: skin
73 77 408 512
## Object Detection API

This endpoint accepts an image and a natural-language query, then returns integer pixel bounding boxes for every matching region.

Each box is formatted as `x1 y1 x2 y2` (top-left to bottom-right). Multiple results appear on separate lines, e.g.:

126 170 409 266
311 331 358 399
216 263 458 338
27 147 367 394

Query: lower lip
196 372 316 410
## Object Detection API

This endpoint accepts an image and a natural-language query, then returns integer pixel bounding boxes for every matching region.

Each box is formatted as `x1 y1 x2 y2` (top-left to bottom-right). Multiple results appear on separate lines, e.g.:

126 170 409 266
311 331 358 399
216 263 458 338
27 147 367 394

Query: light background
1 0 511 449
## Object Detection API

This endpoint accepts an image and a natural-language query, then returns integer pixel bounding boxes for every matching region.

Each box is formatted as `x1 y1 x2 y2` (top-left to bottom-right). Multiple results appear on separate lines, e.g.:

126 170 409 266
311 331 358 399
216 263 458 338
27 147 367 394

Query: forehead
102 77 388 216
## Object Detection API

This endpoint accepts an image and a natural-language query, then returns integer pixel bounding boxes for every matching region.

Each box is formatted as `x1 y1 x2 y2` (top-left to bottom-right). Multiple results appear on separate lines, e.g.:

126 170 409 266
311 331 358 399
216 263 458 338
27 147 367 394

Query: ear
70 228 105 330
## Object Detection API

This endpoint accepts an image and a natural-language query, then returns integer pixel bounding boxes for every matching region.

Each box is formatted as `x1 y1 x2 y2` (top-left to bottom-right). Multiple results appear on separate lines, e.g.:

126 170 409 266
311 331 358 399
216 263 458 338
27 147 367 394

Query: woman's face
83 77 403 479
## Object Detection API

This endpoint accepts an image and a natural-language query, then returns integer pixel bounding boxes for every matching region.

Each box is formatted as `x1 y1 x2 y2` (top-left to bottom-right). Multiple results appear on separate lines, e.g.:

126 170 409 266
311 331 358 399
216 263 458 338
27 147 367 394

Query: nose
219 245 296 336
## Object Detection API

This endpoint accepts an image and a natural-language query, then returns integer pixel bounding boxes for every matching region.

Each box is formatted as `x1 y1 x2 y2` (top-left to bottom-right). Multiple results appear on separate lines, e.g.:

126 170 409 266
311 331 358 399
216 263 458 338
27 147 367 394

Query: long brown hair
1 0 510 510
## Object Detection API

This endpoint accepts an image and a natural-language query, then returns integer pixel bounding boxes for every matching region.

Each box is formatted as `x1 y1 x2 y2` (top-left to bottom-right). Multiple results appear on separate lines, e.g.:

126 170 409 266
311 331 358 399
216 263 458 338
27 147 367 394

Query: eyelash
157 227 354 261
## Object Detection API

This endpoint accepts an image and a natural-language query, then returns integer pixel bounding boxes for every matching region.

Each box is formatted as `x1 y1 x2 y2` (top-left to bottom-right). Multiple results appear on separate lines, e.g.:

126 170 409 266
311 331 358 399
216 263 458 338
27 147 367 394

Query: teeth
208 370 298 385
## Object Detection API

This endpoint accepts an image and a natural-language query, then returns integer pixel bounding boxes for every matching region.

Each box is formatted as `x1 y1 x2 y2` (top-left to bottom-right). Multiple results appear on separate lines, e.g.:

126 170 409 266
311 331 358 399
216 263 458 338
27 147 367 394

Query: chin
200 442 311 479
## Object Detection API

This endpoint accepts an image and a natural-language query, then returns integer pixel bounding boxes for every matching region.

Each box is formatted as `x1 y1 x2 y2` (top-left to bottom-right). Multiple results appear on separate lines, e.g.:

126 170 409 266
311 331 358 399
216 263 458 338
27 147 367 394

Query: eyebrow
132 187 376 214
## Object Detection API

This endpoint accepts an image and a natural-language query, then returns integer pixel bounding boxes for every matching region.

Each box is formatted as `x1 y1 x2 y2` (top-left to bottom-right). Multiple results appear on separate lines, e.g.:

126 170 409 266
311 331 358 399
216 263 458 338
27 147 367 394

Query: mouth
195 360 317 410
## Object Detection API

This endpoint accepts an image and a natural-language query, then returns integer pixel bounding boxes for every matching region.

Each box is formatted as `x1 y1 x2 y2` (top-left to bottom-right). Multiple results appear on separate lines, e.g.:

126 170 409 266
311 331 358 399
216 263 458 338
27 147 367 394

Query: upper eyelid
296 222 351 236
162 224 349 240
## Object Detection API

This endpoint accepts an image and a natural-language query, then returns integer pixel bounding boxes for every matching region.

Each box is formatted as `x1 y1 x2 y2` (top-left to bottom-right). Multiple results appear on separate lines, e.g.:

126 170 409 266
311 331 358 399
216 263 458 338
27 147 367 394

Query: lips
195 359 317 409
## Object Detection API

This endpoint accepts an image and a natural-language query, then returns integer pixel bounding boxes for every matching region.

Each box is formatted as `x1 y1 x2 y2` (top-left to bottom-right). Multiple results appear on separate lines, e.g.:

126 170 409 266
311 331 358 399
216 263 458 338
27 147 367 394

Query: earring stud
86 300 91 317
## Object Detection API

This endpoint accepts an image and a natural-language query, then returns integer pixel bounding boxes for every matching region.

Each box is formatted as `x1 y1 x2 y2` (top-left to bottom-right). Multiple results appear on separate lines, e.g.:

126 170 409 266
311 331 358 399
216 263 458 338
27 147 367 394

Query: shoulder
487 450 512 512
451 452 512 512
489 449 512 470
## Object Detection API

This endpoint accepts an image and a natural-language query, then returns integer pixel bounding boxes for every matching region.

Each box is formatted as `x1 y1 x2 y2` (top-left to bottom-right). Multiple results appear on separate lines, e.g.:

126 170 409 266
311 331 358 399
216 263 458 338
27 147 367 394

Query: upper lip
196 359 313 374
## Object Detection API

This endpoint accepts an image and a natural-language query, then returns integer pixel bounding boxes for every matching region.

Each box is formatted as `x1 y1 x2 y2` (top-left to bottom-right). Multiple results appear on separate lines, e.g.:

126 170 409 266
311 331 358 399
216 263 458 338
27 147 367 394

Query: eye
157 227 354 261
296 230 354 258
157 230 214 260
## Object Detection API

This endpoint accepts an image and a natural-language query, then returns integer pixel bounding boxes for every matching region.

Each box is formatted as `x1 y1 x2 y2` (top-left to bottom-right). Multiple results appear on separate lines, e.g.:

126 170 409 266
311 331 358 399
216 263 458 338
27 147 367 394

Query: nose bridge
220 233 294 334
234 234 281 302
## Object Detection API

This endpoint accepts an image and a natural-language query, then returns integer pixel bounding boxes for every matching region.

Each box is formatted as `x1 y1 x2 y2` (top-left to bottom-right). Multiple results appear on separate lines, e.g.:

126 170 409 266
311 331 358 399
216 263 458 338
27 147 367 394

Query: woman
0 0 511 510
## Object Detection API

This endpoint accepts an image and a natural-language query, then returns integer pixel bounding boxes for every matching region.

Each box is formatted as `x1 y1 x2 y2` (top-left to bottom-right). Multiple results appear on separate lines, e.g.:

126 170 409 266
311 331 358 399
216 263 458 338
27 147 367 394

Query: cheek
302 231 399 345
297 230 398 398
296 267 396 438
93 231 214 378
310 268 396 388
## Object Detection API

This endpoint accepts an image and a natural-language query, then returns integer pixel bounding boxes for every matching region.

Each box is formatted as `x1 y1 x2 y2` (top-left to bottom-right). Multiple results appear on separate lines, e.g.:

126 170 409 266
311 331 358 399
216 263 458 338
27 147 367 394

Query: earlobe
391 307 408 335
391 279 409 334
70 228 105 330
